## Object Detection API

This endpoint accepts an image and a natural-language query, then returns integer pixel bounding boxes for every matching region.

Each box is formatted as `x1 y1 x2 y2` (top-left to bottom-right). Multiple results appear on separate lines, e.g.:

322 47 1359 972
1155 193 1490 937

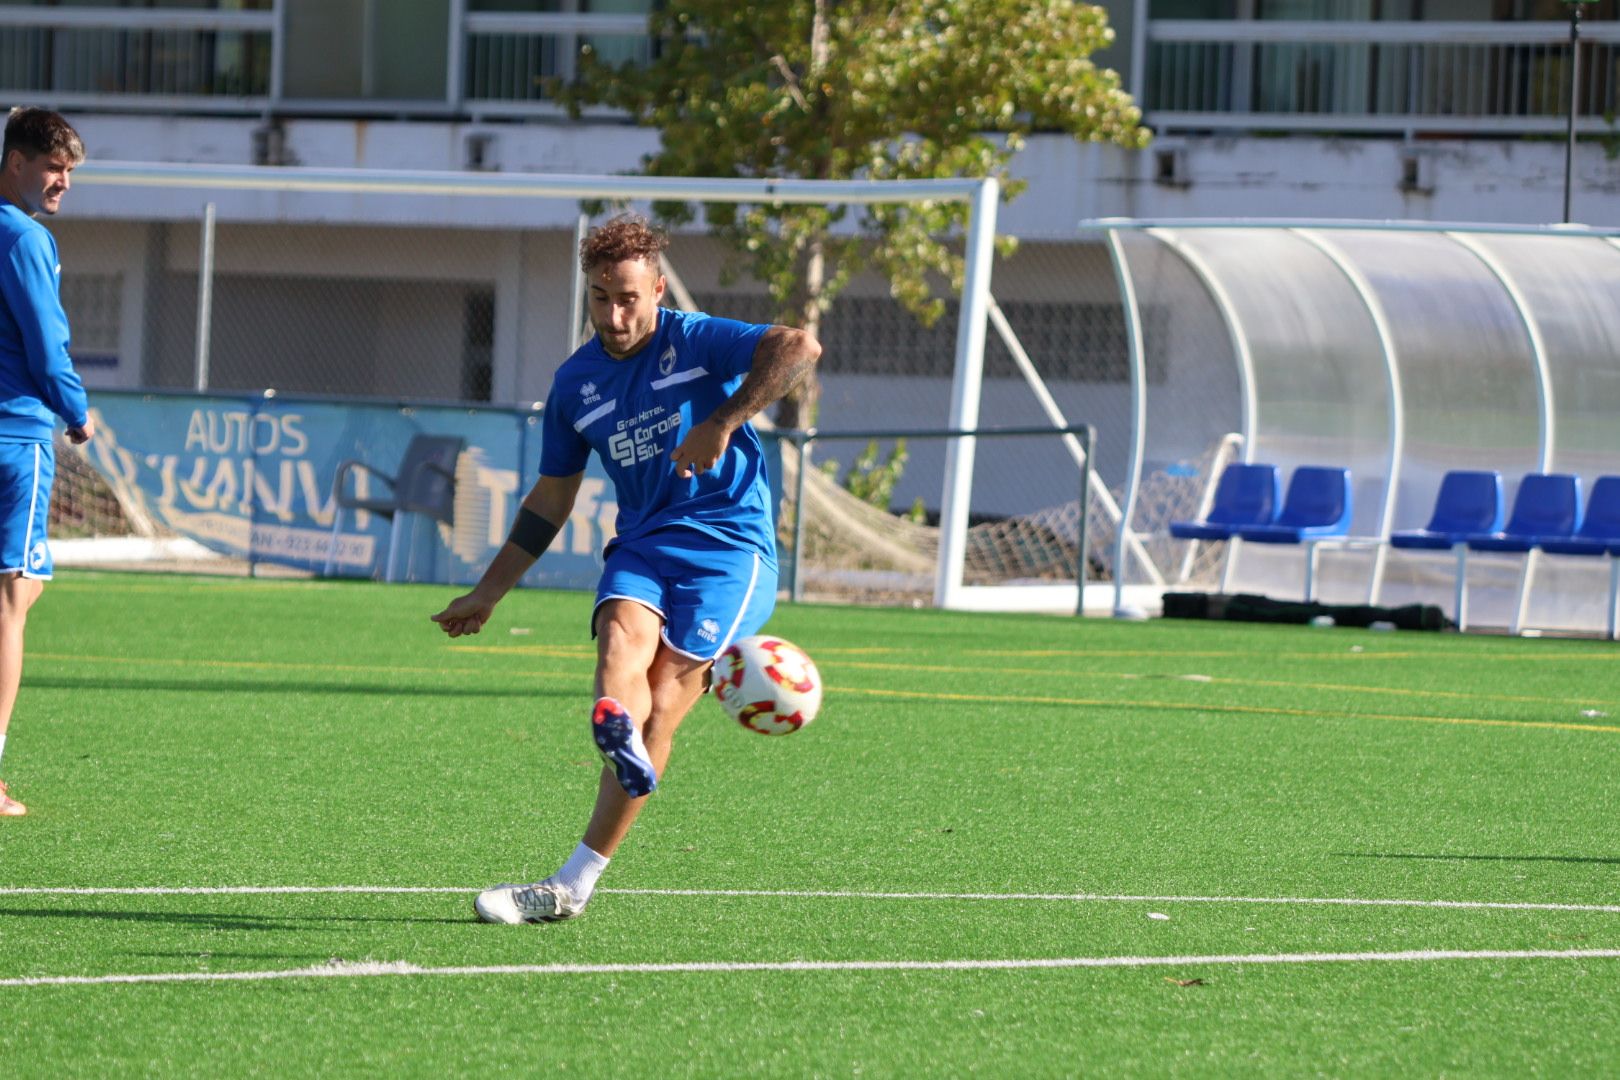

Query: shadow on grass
0 906 468 930
23 676 578 700
131 951 336 962
1334 852 1620 866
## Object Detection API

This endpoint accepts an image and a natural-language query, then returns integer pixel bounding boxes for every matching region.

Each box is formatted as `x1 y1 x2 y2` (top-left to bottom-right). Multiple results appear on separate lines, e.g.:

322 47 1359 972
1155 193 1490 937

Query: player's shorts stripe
23 444 48 579
710 551 761 659
28 443 42 531
574 400 617 432
649 367 708 390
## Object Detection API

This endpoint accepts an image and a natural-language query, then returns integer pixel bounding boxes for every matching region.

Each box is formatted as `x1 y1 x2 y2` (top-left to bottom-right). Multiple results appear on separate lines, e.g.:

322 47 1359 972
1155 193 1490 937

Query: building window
60 274 122 368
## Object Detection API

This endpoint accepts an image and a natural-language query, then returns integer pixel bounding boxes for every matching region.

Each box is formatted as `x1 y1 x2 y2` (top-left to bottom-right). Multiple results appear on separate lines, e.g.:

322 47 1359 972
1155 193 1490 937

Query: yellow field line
1206 675 1611 710
449 643 899 659
452 646 1613 710
830 659 1614 711
448 644 596 659
979 648 1619 663
50 581 343 594
840 685 1620 735
29 652 575 681
31 652 1614 733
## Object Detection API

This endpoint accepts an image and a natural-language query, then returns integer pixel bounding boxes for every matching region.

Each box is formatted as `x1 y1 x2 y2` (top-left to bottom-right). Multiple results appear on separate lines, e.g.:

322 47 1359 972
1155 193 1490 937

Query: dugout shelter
1095 220 1620 637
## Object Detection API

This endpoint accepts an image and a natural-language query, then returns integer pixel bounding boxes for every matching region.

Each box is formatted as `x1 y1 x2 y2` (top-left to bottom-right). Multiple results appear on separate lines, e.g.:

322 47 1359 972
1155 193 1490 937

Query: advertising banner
78 390 616 589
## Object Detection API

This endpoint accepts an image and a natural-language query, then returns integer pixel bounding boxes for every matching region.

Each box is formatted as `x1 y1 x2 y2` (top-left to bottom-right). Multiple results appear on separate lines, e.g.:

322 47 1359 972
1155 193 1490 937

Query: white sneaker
473 880 582 924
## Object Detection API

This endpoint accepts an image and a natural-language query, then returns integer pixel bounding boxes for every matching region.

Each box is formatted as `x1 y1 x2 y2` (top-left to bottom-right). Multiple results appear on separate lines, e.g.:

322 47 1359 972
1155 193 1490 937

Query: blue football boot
591 696 658 798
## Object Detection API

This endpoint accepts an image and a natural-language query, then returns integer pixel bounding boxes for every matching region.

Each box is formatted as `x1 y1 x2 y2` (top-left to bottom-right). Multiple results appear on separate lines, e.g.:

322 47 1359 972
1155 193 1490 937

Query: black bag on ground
1161 592 1449 631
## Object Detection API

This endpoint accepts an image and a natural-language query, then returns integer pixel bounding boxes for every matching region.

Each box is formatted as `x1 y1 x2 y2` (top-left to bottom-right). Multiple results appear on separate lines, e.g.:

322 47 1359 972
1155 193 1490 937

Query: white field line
0 886 467 895
4 949 1620 989
604 888 1620 915
0 885 1618 915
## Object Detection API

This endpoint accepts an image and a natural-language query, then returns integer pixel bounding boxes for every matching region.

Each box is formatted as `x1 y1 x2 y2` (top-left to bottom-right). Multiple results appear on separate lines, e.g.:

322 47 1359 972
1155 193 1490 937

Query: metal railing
768 424 1096 613
1145 19 1620 135
0 5 278 112
0 4 652 117
8 7 1618 138
460 10 650 114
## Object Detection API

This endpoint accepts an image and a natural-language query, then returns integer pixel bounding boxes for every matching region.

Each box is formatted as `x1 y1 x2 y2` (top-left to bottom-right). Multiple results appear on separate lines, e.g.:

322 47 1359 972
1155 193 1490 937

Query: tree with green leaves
563 0 1148 428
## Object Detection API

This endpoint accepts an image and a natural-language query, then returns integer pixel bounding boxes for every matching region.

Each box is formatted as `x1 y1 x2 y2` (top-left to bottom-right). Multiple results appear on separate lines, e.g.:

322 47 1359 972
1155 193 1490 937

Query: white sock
0 732 7 771
552 842 610 904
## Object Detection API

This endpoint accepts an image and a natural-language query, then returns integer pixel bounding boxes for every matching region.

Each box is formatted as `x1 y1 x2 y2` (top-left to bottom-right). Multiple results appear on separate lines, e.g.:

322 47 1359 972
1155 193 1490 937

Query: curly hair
579 214 668 273
3 107 85 167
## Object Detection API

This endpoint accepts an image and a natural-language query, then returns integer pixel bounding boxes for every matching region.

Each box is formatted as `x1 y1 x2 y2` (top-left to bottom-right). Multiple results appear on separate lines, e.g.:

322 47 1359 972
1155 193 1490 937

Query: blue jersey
540 307 776 561
0 203 88 443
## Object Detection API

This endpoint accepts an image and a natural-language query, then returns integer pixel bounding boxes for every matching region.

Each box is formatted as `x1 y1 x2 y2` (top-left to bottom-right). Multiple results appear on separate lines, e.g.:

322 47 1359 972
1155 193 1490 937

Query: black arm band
508 506 561 558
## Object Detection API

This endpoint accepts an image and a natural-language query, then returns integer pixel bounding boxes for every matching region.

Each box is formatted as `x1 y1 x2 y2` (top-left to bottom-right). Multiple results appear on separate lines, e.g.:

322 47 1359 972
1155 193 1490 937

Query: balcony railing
459 11 650 113
0 5 277 112
4 7 1618 138
0 6 656 117
1145 19 1620 135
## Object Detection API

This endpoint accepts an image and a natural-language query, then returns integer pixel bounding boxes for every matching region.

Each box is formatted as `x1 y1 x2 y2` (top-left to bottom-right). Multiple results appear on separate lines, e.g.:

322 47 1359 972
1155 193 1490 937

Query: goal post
935 175 999 611
62 162 1024 603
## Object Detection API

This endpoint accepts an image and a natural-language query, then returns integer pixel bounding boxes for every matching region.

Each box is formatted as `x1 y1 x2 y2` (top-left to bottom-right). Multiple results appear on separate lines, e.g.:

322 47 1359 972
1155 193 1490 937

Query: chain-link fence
44 190 1196 602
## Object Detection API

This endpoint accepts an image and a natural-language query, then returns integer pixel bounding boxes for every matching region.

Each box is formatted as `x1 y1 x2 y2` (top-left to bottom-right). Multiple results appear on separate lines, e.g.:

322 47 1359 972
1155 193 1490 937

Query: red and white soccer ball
712 635 822 735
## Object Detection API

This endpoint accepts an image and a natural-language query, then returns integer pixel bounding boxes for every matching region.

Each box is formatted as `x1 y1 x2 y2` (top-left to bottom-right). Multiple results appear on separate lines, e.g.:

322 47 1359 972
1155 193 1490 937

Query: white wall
64 114 1620 232
42 113 1620 512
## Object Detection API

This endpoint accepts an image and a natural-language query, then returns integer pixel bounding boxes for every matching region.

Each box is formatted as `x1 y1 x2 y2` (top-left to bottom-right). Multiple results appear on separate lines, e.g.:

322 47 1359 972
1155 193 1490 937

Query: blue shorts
0 441 55 579
595 528 778 661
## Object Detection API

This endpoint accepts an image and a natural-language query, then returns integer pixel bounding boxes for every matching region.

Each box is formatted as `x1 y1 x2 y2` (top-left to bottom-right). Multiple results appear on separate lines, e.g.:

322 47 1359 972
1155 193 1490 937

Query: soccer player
0 107 93 818
431 215 820 923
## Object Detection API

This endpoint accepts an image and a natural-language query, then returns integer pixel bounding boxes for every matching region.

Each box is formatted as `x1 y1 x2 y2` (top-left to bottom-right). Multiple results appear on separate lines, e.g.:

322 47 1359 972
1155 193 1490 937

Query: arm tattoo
711 329 820 430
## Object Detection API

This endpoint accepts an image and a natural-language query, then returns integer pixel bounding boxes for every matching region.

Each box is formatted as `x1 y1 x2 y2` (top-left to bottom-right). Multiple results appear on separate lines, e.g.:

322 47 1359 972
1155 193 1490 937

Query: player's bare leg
583 639 708 856
474 599 706 924
0 572 44 817
588 599 663 797
593 597 660 722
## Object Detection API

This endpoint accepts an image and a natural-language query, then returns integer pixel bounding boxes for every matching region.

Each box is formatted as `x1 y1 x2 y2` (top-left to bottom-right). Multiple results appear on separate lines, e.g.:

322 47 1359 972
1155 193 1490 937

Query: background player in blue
0 108 93 818
432 216 821 923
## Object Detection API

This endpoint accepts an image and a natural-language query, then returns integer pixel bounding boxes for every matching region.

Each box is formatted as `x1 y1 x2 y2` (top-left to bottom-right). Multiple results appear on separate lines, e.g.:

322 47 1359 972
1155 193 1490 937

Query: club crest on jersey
580 381 601 405
659 345 677 377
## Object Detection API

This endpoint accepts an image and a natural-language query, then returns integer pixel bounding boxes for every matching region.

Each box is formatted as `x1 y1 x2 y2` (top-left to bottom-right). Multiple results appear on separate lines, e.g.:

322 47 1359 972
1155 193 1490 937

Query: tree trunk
774 0 831 432
775 237 824 431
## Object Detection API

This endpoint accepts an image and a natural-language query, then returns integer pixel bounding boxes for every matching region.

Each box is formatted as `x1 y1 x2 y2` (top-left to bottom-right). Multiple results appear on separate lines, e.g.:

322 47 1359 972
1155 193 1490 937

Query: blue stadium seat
1537 475 1620 557
1168 462 1281 541
1234 465 1353 600
1389 470 1504 551
1466 473 1582 553
1537 475 1620 639
1461 473 1583 635
1388 470 1504 631
1237 466 1353 544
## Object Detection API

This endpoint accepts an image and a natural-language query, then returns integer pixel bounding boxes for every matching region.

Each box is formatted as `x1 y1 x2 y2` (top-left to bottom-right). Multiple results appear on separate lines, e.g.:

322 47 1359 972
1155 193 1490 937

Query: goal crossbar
72 162 1002 610
77 161 992 207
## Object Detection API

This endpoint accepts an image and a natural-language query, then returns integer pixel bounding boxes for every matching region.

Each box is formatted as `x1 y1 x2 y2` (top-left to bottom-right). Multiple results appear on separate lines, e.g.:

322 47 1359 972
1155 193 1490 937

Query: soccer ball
712 635 822 735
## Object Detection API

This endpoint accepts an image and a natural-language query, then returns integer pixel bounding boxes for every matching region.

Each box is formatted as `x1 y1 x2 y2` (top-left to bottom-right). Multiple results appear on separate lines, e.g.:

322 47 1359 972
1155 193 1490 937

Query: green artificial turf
1 571 1617 1076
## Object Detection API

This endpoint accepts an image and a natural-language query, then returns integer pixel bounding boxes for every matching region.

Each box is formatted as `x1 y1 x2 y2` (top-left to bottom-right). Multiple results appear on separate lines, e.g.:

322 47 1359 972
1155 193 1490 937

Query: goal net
49 162 1133 608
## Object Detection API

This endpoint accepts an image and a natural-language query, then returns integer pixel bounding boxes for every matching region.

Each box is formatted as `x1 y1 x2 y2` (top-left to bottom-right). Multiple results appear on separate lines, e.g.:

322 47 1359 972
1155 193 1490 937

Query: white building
7 0 1618 522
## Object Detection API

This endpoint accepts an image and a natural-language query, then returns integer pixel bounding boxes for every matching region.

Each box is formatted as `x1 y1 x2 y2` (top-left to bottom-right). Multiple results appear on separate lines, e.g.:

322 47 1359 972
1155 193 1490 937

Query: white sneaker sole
474 883 581 924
